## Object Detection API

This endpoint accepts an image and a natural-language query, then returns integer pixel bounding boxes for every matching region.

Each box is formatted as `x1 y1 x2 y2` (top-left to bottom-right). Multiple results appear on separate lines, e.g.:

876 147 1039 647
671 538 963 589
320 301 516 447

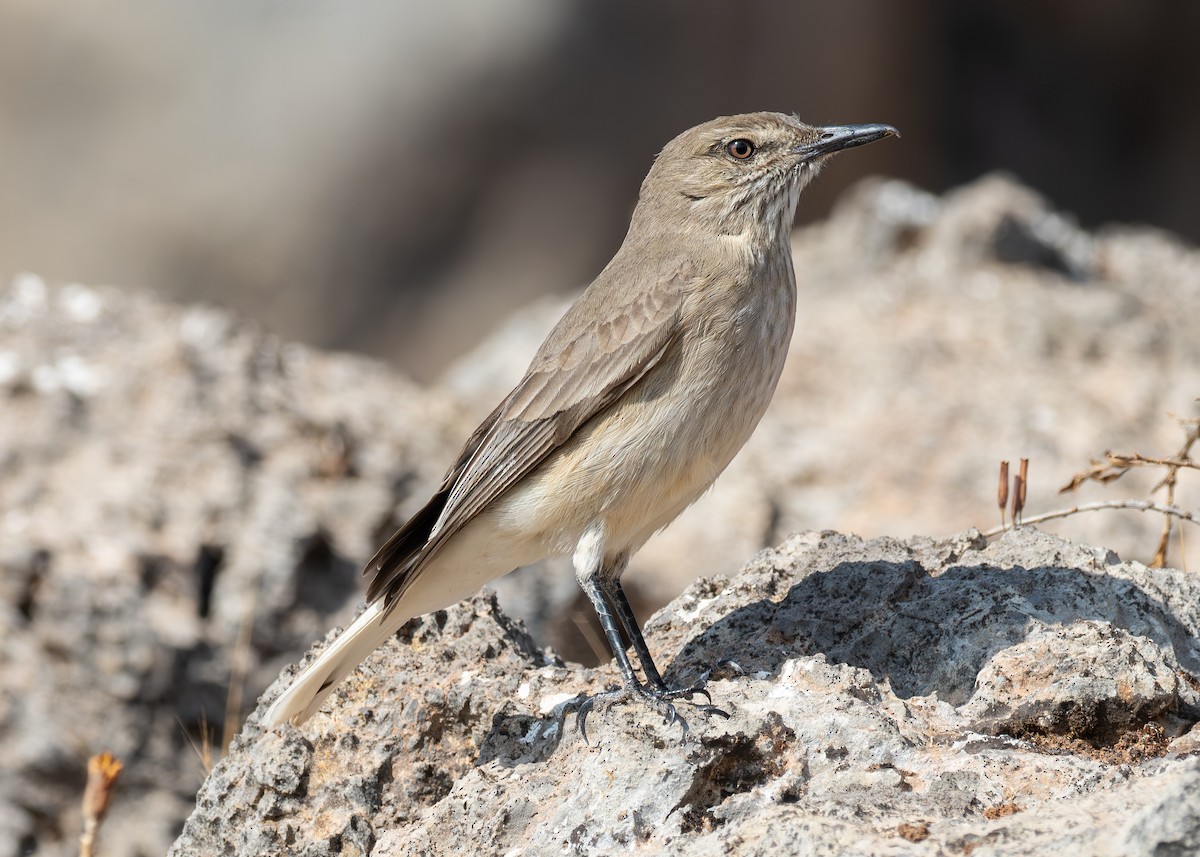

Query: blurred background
1 0 1197 380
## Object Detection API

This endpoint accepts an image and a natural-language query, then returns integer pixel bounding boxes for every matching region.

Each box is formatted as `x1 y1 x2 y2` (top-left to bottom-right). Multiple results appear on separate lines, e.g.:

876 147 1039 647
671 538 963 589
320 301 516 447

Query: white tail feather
264 599 407 726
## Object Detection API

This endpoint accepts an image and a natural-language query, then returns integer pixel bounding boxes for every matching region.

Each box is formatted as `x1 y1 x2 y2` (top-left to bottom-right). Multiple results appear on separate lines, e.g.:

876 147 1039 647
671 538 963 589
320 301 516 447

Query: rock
168 528 1200 856
962 621 1180 744
0 276 464 856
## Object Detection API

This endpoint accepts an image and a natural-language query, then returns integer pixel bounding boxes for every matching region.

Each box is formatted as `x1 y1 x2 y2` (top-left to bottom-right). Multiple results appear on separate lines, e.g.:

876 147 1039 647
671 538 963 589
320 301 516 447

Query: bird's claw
556 680 726 742
576 695 598 743
655 682 713 706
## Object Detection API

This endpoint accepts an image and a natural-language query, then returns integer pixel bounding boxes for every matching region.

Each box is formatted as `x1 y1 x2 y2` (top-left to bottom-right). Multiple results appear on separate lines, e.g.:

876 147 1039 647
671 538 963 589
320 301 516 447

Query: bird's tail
263 599 407 727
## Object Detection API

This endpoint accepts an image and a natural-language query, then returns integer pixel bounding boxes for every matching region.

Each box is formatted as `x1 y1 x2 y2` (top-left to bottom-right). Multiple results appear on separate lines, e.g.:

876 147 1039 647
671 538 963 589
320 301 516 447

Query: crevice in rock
225 432 262 469
674 716 793 833
194 544 225 619
1005 702 1177 760
1023 720 1174 765
138 553 165 593
293 530 357 614
16 548 49 622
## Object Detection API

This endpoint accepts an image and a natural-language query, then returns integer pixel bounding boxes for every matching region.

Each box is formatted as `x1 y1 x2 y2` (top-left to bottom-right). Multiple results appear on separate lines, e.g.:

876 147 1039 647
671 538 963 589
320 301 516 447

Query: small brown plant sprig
80 752 123 857
1058 413 1200 567
983 411 1199 568
995 459 1028 528
997 460 1009 528
179 712 217 776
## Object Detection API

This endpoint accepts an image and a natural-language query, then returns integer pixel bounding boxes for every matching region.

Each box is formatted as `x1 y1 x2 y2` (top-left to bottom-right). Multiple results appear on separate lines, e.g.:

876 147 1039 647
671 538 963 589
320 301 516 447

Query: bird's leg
600 570 666 690
603 577 723 714
578 564 642 691
559 527 727 740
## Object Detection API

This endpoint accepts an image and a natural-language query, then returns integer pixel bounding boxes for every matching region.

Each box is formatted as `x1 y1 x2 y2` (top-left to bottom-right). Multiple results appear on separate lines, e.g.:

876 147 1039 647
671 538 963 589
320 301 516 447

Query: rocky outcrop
0 275 464 856
171 528 1200 856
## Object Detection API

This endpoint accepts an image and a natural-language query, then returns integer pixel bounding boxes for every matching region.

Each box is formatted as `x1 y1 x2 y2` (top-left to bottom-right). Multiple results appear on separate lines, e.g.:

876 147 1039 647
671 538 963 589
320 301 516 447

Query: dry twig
997 461 1009 529
180 713 216 776
1012 458 1028 525
981 499 1197 539
1058 413 1200 567
80 752 122 857
223 590 258 755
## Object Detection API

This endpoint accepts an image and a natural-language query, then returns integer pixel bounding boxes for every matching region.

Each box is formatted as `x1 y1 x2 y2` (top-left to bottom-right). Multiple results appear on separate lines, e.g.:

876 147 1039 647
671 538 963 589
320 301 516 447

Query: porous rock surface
0 275 465 856
171 528 1200 856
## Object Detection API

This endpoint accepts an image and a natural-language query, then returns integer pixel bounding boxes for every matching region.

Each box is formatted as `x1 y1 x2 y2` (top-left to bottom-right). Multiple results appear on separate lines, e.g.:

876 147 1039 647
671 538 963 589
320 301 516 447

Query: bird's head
636 112 897 241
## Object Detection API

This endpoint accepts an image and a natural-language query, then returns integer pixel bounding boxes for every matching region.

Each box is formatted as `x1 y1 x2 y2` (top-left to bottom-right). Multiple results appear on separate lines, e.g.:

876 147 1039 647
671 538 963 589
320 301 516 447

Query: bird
264 112 897 729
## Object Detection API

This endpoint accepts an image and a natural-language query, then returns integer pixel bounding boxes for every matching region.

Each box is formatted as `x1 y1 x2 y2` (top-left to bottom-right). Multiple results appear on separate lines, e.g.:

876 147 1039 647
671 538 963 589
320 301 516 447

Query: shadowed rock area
1 174 1198 855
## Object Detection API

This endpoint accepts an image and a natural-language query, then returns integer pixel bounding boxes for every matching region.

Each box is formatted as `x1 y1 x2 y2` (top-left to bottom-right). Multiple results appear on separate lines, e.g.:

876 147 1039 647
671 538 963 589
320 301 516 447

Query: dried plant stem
1059 453 1200 492
1057 413 1199 567
981 499 1197 539
1151 420 1200 566
571 604 610 666
80 752 122 857
179 713 215 776
997 460 1009 529
1013 458 1028 524
223 590 258 756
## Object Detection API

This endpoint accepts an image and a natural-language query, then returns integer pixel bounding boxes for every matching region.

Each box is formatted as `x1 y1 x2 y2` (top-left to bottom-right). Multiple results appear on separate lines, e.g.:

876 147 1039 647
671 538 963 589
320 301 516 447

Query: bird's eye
726 139 756 160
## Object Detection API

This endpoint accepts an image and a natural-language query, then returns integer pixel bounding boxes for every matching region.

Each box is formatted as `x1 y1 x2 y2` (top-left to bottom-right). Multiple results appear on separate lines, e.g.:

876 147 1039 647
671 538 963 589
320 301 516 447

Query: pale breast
501 250 797 556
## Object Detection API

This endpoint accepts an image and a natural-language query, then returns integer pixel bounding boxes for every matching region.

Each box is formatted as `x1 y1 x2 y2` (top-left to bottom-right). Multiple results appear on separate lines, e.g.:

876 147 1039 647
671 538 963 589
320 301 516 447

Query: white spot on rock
59 284 104 322
538 692 578 715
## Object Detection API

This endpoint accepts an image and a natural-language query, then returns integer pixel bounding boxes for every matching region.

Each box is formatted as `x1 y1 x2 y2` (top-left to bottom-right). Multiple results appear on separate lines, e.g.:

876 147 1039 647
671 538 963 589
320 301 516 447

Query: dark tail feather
364 400 506 605
364 486 450 604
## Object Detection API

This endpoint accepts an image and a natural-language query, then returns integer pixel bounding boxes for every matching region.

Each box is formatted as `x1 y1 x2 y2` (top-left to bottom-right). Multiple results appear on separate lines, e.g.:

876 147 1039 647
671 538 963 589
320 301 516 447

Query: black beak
795 123 899 160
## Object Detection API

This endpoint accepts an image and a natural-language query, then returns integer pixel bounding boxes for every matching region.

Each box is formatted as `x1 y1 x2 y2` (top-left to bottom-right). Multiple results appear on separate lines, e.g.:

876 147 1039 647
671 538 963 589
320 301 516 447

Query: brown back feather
361 263 691 608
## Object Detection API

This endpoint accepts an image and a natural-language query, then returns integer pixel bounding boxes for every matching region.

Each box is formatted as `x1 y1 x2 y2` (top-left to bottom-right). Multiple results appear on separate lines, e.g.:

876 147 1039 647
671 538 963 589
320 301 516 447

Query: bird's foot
651 680 717 705
553 682 729 743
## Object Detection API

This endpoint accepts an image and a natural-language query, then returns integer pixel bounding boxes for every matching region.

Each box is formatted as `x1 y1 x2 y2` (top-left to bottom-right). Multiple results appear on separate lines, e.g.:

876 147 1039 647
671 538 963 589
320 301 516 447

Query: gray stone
963 621 1181 741
165 528 1200 857
0 275 461 856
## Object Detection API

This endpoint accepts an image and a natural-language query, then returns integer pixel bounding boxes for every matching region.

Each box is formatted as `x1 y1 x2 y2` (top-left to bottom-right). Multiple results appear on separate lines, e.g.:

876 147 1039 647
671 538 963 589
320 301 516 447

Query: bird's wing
365 263 689 605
